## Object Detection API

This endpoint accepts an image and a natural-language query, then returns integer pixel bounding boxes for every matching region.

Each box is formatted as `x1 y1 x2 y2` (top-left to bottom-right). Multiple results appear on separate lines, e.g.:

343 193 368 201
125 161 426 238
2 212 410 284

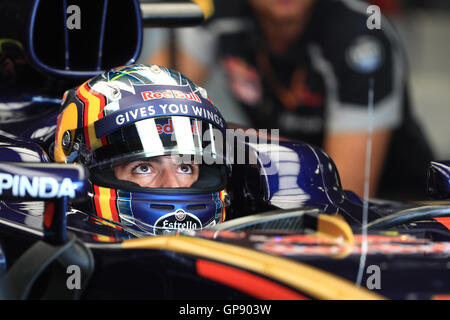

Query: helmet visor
83 116 226 190
88 116 225 167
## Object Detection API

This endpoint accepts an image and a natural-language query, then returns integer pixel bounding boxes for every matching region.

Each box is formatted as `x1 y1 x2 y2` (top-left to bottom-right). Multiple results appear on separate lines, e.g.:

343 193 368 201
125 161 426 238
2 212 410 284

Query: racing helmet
53 64 229 235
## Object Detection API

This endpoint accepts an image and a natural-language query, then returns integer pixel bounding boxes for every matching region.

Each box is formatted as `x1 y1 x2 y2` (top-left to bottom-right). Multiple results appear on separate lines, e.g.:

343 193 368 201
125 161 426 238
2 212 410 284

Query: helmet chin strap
356 78 375 287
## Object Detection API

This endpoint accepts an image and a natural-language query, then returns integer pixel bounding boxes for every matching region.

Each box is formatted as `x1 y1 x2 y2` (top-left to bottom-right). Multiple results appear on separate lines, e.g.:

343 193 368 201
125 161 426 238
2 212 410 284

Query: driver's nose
159 170 181 188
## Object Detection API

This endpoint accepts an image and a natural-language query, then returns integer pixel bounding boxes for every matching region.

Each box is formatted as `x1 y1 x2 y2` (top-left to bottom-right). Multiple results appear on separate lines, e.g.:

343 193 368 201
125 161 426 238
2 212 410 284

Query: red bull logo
155 119 201 135
141 89 201 103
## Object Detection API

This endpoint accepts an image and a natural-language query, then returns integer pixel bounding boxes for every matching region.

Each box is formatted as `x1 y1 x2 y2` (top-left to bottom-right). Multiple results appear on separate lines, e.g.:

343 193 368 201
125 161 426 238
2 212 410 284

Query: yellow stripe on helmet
54 102 78 163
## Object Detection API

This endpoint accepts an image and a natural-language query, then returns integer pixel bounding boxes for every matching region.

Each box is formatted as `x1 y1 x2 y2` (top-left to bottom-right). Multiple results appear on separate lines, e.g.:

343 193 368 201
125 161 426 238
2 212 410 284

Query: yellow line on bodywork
317 214 354 244
122 235 384 300
315 214 355 258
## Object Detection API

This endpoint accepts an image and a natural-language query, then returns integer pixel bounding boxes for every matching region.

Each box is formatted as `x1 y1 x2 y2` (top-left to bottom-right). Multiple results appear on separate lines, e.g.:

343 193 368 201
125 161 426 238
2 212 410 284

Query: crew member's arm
146 26 216 85
321 15 404 198
324 130 391 198
147 45 210 85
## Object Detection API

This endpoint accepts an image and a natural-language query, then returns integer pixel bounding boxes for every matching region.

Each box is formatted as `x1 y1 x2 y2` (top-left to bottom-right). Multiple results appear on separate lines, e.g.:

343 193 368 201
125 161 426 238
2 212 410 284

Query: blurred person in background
147 0 434 200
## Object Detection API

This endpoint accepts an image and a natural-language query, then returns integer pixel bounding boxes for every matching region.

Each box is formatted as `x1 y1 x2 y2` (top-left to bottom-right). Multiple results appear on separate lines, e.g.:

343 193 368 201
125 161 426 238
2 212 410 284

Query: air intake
187 204 207 211
150 204 175 211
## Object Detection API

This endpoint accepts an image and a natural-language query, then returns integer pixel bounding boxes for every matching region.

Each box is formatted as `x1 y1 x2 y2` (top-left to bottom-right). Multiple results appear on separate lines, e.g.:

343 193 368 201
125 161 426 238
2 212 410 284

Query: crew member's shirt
173 0 434 199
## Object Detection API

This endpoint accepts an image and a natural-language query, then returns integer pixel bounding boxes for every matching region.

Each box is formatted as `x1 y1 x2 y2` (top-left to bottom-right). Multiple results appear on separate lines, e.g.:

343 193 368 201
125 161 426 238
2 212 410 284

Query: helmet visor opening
84 116 226 190
88 116 225 167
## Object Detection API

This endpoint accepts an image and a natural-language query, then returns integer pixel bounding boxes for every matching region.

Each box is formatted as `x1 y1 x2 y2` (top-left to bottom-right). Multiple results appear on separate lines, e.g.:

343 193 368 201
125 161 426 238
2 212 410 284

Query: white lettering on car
0 173 76 199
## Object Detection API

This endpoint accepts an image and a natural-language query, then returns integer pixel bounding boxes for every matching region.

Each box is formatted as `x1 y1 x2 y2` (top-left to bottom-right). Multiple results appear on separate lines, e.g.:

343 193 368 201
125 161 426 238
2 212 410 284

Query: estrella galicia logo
154 209 202 234
175 209 186 221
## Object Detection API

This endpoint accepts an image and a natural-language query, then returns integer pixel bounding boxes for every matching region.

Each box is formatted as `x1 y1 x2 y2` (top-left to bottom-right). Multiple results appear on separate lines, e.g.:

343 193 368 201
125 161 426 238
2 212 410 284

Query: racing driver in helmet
53 64 229 235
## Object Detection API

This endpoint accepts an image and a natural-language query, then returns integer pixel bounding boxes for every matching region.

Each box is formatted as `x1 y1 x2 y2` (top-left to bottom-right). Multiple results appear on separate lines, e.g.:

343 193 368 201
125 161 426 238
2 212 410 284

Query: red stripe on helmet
93 184 103 218
109 188 120 222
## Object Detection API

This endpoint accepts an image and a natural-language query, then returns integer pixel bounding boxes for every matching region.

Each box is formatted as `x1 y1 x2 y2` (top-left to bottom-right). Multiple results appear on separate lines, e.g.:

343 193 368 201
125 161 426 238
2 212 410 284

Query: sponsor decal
197 229 246 240
141 89 201 103
0 173 76 199
257 242 450 256
222 57 262 106
154 119 201 135
161 219 198 229
255 234 450 256
113 103 224 128
114 105 156 125
346 36 384 73
154 209 202 234
96 100 225 139
175 209 186 221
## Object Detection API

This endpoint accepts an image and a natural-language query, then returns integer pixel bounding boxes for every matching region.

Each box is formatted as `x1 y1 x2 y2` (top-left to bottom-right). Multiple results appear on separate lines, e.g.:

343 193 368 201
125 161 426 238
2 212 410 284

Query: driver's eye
177 164 193 174
133 163 152 174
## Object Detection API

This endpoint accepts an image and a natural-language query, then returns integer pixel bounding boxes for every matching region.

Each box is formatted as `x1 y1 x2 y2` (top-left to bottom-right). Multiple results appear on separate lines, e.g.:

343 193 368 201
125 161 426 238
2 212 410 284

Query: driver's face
247 0 316 22
114 155 199 188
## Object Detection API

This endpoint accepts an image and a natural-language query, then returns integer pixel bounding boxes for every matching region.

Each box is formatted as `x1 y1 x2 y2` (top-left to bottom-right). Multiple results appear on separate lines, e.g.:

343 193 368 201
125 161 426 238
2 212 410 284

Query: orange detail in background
434 217 450 231
43 202 55 228
92 234 116 242
369 0 402 14
196 259 309 300
432 295 450 300
219 190 226 222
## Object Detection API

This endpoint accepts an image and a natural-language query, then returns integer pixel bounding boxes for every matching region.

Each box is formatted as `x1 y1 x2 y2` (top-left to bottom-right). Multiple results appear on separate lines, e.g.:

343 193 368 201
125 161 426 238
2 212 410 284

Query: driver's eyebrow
133 157 163 165
147 157 163 164
115 158 161 170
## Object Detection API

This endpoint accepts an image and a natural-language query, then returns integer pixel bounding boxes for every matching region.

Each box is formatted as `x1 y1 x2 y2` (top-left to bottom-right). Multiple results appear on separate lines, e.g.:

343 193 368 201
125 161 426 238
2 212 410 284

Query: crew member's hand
324 130 392 198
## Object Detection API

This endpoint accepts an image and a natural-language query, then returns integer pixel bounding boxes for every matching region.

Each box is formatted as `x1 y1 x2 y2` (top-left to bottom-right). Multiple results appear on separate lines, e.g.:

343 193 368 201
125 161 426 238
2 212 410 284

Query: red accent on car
434 217 450 231
196 259 309 300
